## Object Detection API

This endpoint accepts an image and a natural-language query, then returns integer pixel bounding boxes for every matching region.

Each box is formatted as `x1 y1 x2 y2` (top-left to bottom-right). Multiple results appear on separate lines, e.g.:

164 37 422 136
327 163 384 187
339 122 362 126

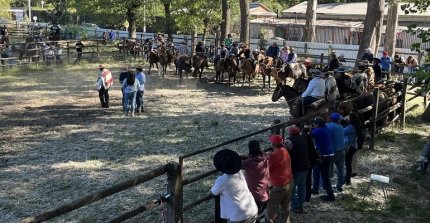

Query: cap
330 112 343 122
269 135 283 145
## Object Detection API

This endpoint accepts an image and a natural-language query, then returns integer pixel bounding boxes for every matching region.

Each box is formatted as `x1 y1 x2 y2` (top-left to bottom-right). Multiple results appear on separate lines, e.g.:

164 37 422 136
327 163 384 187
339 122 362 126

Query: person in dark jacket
119 65 130 106
303 125 319 202
373 58 382 82
361 48 374 62
266 42 280 58
286 126 310 213
195 41 205 53
328 52 340 71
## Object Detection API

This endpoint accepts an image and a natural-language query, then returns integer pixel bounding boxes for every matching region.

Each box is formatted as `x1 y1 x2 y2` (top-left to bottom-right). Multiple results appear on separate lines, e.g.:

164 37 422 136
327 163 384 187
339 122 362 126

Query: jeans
321 156 335 199
302 96 319 107
266 181 293 223
305 167 313 202
291 171 307 209
123 91 137 114
312 164 321 191
136 90 144 112
228 215 258 223
56 55 62 64
99 86 109 107
345 146 358 184
332 150 345 190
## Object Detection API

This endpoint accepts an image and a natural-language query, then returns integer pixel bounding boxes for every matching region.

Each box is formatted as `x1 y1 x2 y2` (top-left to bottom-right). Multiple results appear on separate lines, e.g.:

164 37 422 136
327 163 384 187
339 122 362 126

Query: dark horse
159 47 175 78
148 51 160 75
192 53 207 81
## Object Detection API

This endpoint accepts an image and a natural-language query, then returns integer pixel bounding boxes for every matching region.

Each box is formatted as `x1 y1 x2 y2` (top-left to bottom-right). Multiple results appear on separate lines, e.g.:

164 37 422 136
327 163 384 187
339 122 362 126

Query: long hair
126 72 135 86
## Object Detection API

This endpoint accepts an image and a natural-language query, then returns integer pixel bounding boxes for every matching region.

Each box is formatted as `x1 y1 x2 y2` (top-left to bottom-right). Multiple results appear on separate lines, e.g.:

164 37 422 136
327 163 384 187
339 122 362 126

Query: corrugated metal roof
282 1 430 17
249 2 277 17
251 18 363 29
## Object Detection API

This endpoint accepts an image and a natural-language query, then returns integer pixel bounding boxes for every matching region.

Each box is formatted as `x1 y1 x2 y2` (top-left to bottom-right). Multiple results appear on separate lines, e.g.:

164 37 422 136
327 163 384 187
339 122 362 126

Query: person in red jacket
96 64 113 108
265 135 293 223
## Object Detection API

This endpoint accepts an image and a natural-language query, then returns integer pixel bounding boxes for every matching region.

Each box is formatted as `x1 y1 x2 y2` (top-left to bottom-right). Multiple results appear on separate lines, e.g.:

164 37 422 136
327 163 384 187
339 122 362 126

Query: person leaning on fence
75 40 84 63
311 117 336 202
326 113 346 192
96 64 113 108
406 56 418 74
380 51 392 80
265 135 294 223
241 140 270 220
135 66 146 113
210 149 258 223
284 126 310 214
122 72 140 117
392 54 405 73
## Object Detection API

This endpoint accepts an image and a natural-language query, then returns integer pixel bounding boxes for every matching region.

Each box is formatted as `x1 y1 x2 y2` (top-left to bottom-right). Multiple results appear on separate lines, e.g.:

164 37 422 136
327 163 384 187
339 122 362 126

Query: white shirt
210 171 258 221
136 72 146 92
301 77 325 98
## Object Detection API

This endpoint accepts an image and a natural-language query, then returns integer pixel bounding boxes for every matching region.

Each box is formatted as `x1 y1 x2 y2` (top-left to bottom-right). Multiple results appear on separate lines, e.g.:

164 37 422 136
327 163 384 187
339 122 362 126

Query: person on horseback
238 44 255 70
195 41 208 68
285 47 297 64
350 67 369 95
214 44 229 66
323 70 340 106
301 69 326 107
280 47 289 63
328 51 340 71
266 42 280 59
224 33 233 50
229 43 239 56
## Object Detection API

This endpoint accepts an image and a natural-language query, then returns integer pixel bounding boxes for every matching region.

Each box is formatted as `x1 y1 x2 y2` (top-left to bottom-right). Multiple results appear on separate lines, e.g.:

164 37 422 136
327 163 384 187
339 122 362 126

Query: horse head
272 83 301 103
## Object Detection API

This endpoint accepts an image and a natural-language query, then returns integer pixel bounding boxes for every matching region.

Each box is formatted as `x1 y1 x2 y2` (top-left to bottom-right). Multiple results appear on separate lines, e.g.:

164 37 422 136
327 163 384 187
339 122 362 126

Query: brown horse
215 57 228 83
192 53 207 81
159 47 175 78
148 51 160 75
227 56 239 85
238 57 255 86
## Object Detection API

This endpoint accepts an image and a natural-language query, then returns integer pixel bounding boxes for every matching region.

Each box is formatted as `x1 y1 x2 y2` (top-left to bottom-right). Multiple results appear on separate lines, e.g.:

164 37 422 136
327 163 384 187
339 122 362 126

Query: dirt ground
1 63 429 223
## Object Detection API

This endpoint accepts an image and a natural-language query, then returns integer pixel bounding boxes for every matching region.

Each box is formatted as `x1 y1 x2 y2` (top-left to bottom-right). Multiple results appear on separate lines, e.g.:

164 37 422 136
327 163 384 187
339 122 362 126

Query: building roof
282 1 430 19
250 2 277 17
251 18 364 29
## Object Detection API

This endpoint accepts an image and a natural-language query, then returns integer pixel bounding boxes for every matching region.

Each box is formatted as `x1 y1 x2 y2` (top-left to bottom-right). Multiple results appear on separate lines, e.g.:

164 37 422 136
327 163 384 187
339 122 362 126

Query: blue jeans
321 156 335 199
291 170 307 209
312 165 321 191
332 150 345 190
136 90 144 112
302 96 319 106
124 91 137 114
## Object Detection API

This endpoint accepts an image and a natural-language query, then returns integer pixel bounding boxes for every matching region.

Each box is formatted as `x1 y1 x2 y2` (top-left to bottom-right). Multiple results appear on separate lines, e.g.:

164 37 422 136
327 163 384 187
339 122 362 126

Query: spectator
328 51 340 71
344 113 362 185
96 64 113 108
303 126 319 203
102 31 108 45
266 135 293 223
242 140 270 219
380 51 392 76
373 58 382 82
75 40 84 64
361 48 374 62
135 66 146 113
55 43 62 65
392 54 405 73
211 149 258 223
122 72 140 117
46 45 55 66
109 30 116 43
406 56 418 74
286 126 310 214
326 113 345 192
119 65 130 106
266 42 280 58
311 117 335 201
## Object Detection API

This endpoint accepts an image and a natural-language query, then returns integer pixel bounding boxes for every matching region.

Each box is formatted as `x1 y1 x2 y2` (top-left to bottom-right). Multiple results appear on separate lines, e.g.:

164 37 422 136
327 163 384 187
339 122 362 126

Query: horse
118 39 136 54
19 38 40 63
238 57 255 86
159 47 175 78
226 56 239 85
256 53 279 89
192 53 207 81
215 57 228 83
277 63 308 82
148 51 160 75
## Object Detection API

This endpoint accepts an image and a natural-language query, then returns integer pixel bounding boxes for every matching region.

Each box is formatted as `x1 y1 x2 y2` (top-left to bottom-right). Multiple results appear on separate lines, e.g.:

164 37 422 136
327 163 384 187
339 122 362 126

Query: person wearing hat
365 67 375 89
326 113 345 192
229 43 239 56
372 58 382 82
380 51 392 73
266 42 280 58
75 40 84 64
175 41 189 77
210 149 258 223
265 135 294 222
135 66 146 113
301 69 326 109
324 69 340 107
310 117 335 201
350 69 368 95
96 64 113 108
328 51 340 71
241 140 270 218
195 41 205 54
361 48 374 62
119 65 131 106
224 33 233 50
285 47 297 64
284 126 310 214
392 53 405 73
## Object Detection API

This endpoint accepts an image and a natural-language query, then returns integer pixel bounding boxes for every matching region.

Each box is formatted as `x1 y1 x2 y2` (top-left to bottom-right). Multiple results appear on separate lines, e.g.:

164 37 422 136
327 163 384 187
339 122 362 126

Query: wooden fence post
66 42 70 62
370 87 380 150
96 40 100 57
320 53 324 64
400 77 408 129
272 119 281 135
166 162 183 223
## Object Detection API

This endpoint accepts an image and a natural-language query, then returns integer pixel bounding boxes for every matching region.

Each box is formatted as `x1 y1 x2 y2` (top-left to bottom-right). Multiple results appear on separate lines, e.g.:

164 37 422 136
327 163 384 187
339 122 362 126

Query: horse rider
285 47 297 64
176 41 189 75
280 46 289 63
195 41 208 67
301 69 326 108
229 43 239 56
350 66 369 95
224 33 233 50
214 44 229 67
266 42 280 58
238 44 255 70
323 70 340 107
328 51 340 71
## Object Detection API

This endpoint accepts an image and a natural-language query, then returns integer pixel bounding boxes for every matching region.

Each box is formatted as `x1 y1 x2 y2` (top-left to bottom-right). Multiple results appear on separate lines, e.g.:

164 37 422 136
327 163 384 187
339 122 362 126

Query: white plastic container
370 174 390 184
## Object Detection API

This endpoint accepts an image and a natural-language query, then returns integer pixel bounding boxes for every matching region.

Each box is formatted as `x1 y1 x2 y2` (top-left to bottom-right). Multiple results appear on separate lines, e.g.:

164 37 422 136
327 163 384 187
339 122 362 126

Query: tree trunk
239 0 249 44
384 0 399 57
126 8 137 38
220 0 231 42
164 3 173 40
302 0 317 42
202 18 209 44
422 104 430 122
356 0 385 66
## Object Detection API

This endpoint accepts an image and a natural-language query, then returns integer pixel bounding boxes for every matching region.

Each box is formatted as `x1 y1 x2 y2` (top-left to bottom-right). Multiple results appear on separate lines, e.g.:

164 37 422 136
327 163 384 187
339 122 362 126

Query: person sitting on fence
241 140 270 219
284 126 310 214
265 135 294 223
392 54 405 73
416 142 430 172
285 47 297 64
55 43 62 65
266 42 280 59
301 69 326 108
280 47 289 64
311 117 336 202
361 48 374 62
210 149 258 223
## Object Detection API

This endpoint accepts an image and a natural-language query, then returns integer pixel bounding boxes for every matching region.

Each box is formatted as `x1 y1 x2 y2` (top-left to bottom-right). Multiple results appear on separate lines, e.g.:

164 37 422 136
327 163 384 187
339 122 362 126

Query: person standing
119 65 130 107
328 51 340 71
75 40 84 63
55 43 62 65
285 126 310 214
211 149 259 223
380 51 392 79
361 48 374 62
344 113 362 185
311 117 335 201
326 113 346 192
122 72 140 117
109 30 116 43
135 66 146 113
373 58 382 82
266 135 294 223
96 65 113 108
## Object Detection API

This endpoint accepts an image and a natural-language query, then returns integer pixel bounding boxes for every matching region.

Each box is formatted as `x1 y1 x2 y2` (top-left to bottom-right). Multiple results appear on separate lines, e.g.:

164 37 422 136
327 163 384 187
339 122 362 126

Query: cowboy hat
98 64 105 69
213 149 242 175
309 68 324 78
360 60 373 66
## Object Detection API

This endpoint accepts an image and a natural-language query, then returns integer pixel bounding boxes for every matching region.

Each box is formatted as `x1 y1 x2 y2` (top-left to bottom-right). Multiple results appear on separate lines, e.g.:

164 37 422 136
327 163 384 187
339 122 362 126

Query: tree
161 0 174 39
220 0 231 42
239 0 249 44
302 0 317 42
356 0 385 66
384 0 399 57
0 0 11 19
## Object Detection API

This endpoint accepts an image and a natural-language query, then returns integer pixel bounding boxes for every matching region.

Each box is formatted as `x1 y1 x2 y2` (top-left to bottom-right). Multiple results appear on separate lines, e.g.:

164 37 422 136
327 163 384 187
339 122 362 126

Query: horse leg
248 73 251 87
148 63 152 75
242 73 245 87
199 67 203 81
262 74 266 89
268 74 271 89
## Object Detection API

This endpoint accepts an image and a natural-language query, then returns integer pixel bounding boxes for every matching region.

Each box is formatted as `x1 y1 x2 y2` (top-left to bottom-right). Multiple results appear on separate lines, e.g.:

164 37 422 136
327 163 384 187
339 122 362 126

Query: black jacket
288 135 310 172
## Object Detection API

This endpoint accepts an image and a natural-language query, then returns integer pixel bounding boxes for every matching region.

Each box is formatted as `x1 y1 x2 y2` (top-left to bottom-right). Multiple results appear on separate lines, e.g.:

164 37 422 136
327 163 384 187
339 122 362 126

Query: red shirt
268 147 293 186
242 154 270 202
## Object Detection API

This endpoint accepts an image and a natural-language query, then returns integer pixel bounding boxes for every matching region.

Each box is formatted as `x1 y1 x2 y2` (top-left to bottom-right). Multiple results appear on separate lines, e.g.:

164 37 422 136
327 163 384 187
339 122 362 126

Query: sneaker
320 195 335 202
131 113 135 117
291 207 304 214
311 190 319 195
